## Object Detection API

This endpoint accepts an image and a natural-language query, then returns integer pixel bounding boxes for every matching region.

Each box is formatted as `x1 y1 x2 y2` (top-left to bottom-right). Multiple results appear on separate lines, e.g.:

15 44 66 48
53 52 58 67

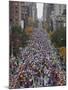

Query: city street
9 21 66 88
9 2 66 89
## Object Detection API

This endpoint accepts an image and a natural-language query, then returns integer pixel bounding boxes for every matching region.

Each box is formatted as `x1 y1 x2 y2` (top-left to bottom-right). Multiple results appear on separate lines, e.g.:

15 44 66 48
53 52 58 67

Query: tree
51 27 66 47
10 26 29 57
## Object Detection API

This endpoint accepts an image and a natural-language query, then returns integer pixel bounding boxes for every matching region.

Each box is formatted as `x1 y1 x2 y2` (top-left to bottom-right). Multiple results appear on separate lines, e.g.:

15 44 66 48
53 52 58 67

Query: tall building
43 3 66 31
51 4 66 30
54 4 66 16
28 2 37 22
43 4 54 21
43 3 48 22
43 3 54 31
9 1 21 26
9 1 37 28
32 3 37 21
9 1 29 28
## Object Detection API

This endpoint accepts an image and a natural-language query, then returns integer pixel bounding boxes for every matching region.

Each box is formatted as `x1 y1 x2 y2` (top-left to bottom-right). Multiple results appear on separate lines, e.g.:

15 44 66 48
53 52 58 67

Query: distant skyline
37 3 43 19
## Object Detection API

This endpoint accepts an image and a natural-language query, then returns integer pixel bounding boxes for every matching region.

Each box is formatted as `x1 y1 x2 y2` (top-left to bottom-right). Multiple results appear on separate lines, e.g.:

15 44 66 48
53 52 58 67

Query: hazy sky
37 3 43 19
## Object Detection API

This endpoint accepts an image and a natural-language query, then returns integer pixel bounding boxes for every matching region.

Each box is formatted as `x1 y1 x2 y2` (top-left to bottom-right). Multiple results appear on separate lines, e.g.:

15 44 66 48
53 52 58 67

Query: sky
37 3 43 19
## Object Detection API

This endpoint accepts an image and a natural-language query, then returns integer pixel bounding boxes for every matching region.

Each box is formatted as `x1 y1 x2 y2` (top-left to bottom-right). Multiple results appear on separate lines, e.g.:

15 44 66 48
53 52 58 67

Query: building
28 2 37 26
54 4 66 30
43 4 54 21
32 3 37 22
43 3 48 22
9 1 21 26
43 3 66 31
9 1 37 29
9 1 30 29
43 3 54 31
50 4 66 30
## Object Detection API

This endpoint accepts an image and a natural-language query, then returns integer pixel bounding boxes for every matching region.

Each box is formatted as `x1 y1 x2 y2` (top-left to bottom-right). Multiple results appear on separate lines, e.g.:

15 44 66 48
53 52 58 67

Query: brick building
9 1 29 28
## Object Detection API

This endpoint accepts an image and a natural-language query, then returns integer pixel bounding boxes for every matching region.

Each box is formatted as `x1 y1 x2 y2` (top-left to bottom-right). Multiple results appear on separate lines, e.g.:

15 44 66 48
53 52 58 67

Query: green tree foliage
51 27 66 47
10 26 29 57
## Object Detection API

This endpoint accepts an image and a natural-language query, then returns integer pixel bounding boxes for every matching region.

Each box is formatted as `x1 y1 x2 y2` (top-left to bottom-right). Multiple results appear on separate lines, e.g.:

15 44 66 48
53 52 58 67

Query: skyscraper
9 1 29 28
43 3 66 31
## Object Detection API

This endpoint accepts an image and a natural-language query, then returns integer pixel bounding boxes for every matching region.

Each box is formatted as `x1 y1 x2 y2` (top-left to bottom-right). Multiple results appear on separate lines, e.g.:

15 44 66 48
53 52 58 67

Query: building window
15 2 18 6
10 18 12 22
16 10 18 13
